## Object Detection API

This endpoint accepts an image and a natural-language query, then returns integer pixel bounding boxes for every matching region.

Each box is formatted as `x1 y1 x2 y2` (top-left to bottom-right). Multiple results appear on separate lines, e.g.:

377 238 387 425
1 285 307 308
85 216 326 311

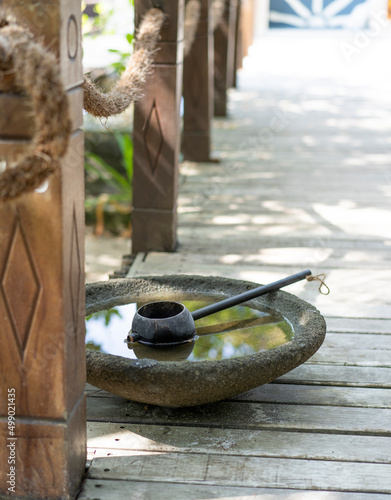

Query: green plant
85 133 133 235
82 2 114 36
108 0 135 74
86 308 122 325
86 308 123 352
109 33 135 74
85 133 133 199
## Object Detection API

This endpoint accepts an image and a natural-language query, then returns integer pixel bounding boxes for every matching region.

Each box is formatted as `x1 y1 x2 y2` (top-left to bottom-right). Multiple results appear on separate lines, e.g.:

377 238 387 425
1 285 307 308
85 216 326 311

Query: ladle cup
128 269 312 346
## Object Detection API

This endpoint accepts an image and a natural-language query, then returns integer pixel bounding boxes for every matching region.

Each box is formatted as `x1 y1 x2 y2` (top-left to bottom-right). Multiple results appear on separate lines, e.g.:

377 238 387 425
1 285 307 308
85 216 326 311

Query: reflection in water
131 340 196 362
86 300 294 362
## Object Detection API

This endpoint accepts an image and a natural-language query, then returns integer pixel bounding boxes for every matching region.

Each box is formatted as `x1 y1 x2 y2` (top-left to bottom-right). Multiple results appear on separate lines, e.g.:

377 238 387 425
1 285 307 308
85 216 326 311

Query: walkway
81 30 391 498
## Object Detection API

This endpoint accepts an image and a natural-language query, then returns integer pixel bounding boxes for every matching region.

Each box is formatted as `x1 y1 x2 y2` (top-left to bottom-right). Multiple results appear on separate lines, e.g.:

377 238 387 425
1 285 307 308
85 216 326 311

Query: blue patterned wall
269 0 369 28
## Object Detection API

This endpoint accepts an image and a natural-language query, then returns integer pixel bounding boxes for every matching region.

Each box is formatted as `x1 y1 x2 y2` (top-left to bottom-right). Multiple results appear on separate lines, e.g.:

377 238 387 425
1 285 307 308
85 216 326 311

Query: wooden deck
80 31 391 499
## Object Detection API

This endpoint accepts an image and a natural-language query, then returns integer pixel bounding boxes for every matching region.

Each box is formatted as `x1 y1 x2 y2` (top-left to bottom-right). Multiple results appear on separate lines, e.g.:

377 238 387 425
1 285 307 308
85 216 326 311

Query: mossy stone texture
86 275 326 407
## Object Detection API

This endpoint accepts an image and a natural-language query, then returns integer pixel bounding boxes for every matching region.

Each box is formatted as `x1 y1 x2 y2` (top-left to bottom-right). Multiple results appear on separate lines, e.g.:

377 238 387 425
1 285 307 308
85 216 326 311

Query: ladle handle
191 269 312 321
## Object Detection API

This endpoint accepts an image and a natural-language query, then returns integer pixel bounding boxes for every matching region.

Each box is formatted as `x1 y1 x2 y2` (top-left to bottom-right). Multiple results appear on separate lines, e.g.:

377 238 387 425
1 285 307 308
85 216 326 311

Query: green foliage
85 133 133 203
82 0 135 74
82 2 114 36
86 308 123 326
115 133 134 188
82 0 135 231
109 0 135 73
109 33 135 74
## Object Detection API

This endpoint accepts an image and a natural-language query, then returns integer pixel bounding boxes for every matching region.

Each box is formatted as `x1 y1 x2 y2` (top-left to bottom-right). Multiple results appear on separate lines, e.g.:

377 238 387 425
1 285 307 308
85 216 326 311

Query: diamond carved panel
1 217 42 359
69 203 82 332
143 99 165 176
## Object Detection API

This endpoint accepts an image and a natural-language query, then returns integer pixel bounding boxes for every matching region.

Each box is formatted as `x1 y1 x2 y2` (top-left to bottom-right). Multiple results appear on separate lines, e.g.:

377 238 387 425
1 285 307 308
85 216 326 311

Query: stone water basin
86 275 326 407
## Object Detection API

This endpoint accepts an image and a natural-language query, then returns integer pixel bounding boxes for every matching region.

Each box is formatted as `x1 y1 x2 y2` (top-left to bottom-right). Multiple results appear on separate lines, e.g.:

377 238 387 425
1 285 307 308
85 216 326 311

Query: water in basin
85 300 294 362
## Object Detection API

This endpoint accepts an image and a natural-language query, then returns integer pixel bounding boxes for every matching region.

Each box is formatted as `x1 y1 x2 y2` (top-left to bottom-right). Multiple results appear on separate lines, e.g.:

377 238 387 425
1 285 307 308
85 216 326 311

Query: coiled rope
82 8 165 118
0 7 165 201
0 1 222 201
84 0 206 116
0 14 71 202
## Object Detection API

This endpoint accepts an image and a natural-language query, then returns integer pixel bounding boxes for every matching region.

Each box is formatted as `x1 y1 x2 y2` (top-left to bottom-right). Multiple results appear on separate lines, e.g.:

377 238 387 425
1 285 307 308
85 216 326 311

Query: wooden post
233 0 242 88
132 0 184 253
214 0 237 116
226 0 238 90
0 2 86 499
241 0 255 59
182 0 214 162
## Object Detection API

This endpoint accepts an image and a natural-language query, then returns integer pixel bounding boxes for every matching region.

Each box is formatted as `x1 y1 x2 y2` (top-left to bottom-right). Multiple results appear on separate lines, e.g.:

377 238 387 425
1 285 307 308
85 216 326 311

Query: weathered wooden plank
212 135 389 149
325 317 391 334
277 365 391 387
180 170 391 188
176 214 391 236
140 249 391 271
176 229 391 249
309 348 391 367
79 479 391 500
134 252 389 271
180 195 391 212
211 131 391 150
142 239 391 258
234 384 390 408
87 396 391 435
86 452 391 493
199 155 391 173
86 421 391 463
86 382 389 409
309 332 391 366
178 196 391 213
86 380 389 407
179 194 390 210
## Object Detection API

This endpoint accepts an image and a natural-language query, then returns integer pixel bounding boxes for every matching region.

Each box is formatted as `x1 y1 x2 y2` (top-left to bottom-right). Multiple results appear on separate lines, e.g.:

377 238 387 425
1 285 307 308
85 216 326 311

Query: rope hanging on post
0 14 71 202
0 3 210 200
183 0 201 57
82 8 165 118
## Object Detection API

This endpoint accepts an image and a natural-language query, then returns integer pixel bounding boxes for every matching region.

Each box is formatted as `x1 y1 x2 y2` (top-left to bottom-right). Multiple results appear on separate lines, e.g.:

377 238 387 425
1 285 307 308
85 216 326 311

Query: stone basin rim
85 275 326 407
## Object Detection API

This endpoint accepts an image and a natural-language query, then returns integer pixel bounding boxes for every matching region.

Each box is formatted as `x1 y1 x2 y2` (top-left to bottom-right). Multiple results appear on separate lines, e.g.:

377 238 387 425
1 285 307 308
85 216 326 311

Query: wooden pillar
132 0 184 253
226 0 238 90
233 0 242 88
182 0 214 162
241 0 255 59
0 2 86 499
214 0 237 116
